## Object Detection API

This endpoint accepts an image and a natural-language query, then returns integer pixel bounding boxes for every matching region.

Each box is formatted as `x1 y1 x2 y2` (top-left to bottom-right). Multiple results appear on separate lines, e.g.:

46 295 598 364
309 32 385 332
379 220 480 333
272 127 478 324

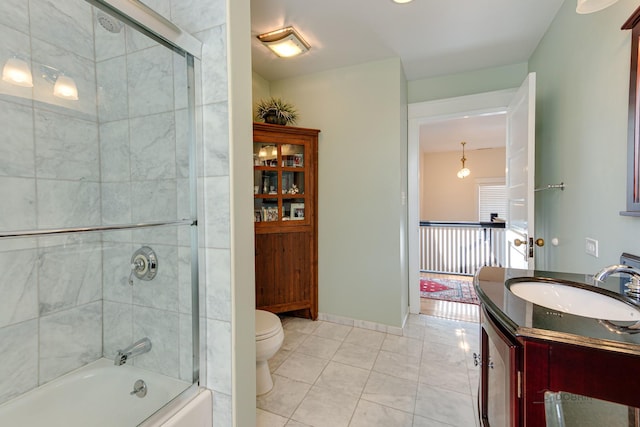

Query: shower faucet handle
127 246 158 286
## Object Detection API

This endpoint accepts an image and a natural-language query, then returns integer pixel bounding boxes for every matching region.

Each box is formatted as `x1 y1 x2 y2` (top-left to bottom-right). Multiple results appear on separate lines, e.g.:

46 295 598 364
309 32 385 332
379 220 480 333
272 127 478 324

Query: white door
506 72 536 269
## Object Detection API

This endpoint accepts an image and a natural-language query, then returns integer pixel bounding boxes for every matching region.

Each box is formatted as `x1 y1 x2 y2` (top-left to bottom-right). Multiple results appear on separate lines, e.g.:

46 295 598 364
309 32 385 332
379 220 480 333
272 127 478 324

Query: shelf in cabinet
254 195 306 198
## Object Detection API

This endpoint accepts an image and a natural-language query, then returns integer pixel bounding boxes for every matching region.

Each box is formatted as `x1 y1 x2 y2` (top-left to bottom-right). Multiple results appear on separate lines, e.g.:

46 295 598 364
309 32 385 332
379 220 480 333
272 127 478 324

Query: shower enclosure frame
0 0 204 424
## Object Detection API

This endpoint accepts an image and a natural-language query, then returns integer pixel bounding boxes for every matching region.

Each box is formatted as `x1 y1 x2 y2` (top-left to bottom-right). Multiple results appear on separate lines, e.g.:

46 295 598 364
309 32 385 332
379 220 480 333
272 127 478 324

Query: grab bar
0 219 195 239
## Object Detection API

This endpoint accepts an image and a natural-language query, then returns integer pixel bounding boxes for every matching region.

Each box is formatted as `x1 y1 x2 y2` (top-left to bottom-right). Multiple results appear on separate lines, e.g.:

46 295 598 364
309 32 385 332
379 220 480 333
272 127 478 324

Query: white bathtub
0 358 212 426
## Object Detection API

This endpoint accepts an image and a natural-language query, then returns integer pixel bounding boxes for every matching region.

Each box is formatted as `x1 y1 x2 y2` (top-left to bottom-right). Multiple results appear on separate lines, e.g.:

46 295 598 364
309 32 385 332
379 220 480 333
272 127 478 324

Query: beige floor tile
315 360 370 397
282 317 320 334
381 334 423 358
332 342 379 370
280 330 309 352
414 383 476 426
412 414 455 427
349 400 413 427
421 341 466 365
296 334 342 360
313 321 353 341
274 352 328 384
269 348 292 373
291 385 359 427
343 327 386 349
285 421 312 427
257 375 311 418
257 311 481 427
419 358 473 394
361 371 418 413
403 322 426 340
257 408 289 427
373 350 421 381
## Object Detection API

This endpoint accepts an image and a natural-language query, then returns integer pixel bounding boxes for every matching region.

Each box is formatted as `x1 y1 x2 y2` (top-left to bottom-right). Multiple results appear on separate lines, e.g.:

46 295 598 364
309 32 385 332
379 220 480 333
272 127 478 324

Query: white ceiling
250 0 564 82
250 0 564 152
419 113 506 153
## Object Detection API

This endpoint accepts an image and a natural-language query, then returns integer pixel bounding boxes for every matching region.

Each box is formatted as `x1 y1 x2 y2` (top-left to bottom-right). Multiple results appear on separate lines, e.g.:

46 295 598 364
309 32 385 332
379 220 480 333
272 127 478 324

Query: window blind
478 184 507 222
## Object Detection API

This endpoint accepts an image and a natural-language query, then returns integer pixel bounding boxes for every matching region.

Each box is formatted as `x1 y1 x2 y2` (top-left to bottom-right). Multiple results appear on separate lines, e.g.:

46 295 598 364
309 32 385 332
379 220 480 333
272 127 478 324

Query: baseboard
317 312 404 336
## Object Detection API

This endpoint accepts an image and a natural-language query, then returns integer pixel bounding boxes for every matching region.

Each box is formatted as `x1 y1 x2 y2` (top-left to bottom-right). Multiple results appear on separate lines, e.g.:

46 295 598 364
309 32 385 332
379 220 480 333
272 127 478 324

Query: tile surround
0 0 234 423
0 0 203 407
257 314 481 427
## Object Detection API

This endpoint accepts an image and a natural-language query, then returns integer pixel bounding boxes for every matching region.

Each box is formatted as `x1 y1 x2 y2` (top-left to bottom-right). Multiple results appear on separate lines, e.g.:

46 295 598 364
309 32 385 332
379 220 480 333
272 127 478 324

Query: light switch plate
585 238 599 257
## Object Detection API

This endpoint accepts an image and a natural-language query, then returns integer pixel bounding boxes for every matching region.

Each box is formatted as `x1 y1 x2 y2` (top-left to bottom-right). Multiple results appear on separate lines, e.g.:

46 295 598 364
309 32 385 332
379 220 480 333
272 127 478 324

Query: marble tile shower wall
164 0 233 424
94 1 195 384
0 0 199 405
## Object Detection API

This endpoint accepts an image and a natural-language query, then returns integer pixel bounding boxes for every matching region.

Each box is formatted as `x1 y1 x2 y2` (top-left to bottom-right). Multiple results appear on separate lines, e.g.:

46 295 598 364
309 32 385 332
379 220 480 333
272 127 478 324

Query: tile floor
256 312 481 427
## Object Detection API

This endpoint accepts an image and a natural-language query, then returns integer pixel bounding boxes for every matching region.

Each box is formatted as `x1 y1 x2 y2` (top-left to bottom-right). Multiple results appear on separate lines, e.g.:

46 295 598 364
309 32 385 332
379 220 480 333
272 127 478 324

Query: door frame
408 88 517 314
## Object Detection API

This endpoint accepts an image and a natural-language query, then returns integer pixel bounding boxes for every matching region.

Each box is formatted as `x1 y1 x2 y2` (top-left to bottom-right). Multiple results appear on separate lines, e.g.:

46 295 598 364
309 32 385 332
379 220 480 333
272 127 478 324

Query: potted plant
255 97 298 125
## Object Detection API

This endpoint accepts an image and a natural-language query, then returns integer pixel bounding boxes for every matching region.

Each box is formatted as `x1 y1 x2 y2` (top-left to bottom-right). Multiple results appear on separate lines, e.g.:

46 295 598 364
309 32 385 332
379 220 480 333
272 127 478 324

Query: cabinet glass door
253 141 306 224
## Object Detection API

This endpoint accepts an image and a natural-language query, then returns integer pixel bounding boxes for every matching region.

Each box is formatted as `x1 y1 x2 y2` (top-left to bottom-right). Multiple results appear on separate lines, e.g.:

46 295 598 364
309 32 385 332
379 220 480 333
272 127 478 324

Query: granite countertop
474 266 640 354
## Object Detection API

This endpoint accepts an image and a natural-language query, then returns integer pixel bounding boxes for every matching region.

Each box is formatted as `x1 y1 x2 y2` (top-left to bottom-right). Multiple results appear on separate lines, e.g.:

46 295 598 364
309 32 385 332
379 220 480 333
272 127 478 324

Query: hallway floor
256 312 481 427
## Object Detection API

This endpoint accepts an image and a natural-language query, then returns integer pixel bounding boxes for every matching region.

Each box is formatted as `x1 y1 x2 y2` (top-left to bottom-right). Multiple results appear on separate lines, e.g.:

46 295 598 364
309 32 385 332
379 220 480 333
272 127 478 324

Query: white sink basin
507 279 640 321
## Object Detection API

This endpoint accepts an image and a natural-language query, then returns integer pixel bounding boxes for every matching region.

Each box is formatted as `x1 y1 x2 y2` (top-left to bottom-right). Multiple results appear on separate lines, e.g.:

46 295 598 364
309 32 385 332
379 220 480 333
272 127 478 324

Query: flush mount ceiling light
392 0 414 3
576 0 619 14
2 57 33 87
257 26 310 58
457 141 471 179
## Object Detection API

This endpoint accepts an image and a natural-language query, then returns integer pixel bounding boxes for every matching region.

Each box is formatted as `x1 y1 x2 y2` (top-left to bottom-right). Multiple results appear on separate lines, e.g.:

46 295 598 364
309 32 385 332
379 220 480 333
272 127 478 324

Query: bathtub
0 358 212 426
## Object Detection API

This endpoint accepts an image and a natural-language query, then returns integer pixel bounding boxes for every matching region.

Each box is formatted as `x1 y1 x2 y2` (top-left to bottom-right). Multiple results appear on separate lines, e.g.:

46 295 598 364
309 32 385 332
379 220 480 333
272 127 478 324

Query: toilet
255 310 284 395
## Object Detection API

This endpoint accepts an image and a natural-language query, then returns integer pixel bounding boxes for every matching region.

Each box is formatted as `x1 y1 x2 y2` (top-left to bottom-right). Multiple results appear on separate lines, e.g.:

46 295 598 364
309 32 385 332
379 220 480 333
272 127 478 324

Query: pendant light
457 141 471 179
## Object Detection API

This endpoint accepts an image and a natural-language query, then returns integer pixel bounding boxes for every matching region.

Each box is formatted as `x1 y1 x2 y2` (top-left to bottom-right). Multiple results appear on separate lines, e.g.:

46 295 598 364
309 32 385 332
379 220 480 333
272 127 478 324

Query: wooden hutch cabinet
252 123 319 320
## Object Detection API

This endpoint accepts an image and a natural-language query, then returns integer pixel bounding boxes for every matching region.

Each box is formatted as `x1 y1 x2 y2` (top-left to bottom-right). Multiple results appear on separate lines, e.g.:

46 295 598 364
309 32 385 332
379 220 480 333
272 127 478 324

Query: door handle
535 238 544 247
514 238 525 247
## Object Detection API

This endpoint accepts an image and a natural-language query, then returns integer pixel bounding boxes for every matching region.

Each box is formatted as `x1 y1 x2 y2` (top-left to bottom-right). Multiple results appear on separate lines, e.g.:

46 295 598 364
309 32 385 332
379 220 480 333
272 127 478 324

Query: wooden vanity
475 266 640 426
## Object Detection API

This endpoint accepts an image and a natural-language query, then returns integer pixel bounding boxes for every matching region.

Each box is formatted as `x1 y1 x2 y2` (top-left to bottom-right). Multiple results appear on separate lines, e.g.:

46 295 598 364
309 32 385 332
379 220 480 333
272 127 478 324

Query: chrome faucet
594 264 640 297
114 337 152 366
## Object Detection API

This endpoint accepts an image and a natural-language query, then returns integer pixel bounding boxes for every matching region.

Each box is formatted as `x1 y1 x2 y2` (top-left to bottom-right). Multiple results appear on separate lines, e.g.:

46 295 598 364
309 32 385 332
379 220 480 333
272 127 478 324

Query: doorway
408 89 517 315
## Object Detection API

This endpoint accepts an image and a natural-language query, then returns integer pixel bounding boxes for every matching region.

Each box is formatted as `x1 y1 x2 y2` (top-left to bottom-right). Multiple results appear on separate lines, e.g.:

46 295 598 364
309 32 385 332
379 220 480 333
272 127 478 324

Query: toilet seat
256 310 282 341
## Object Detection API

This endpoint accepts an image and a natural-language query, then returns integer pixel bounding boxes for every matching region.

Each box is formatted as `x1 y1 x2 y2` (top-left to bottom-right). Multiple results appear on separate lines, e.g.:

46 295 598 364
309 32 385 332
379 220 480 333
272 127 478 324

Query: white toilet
255 309 284 395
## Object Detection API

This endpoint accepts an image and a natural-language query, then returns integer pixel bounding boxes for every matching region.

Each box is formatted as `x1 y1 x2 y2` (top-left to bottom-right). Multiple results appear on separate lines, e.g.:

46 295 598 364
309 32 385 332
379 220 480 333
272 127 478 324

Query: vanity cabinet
479 294 640 426
253 123 320 319
479 306 522 427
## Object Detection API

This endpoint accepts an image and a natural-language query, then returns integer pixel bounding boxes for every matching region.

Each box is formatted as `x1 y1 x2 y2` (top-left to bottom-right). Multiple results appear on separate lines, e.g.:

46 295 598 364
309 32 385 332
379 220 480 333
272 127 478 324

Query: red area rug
420 277 479 305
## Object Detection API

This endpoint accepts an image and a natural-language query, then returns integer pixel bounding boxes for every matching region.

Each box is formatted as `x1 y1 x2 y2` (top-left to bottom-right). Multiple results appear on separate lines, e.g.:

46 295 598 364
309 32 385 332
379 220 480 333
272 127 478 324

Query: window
478 179 506 222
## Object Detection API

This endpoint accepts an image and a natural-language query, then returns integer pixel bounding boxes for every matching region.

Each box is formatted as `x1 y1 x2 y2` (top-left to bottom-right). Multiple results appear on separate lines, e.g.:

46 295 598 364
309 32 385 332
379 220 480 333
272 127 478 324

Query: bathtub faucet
114 337 152 366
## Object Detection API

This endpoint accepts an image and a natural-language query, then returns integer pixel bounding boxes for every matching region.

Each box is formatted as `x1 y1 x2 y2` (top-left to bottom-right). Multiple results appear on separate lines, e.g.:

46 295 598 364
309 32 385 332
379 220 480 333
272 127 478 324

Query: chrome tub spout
114 337 152 366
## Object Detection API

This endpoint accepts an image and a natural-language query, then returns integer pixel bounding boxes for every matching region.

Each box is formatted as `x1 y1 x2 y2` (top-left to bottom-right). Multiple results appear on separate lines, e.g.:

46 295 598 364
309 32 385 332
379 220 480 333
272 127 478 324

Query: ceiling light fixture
392 0 414 3
2 57 33 87
576 0 619 14
257 26 310 58
457 141 471 179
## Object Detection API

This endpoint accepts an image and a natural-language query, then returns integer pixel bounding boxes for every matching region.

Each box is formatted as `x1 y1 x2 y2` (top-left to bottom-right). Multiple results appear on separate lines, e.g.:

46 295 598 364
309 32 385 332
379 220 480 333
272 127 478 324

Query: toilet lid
256 310 282 340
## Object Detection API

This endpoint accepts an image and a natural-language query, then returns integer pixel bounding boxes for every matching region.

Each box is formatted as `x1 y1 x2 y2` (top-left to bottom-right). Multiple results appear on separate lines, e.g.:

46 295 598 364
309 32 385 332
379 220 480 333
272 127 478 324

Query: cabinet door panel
255 232 311 310
255 233 279 307
277 231 311 306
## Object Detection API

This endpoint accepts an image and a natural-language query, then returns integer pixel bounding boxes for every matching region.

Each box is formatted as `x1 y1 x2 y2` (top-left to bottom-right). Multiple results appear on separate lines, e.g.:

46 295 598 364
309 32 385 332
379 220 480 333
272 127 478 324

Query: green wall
228 0 256 425
408 62 528 103
529 0 640 272
269 58 408 327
